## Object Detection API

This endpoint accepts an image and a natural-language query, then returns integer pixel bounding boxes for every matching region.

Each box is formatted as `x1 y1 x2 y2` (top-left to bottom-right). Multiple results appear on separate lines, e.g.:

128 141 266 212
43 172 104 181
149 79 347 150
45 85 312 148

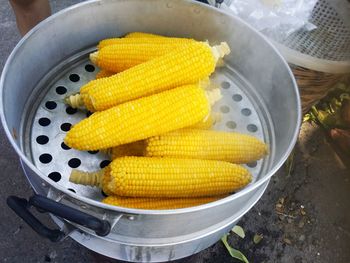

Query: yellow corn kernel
145 129 268 163
90 42 194 73
98 37 193 49
95 70 115 79
124 32 166 38
78 42 229 112
102 195 225 209
64 84 213 151
69 156 252 198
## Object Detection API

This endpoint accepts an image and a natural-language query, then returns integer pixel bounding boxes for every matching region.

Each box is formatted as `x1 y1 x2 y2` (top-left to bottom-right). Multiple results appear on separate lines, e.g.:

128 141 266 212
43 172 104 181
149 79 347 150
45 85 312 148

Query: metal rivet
128 216 135 221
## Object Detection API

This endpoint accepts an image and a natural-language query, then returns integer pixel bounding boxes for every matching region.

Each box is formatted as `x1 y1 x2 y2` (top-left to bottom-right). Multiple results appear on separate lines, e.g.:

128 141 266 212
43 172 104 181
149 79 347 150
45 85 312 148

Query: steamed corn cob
64 85 220 151
124 32 166 38
95 70 115 79
102 195 225 209
104 113 220 159
90 42 194 73
145 129 268 163
69 156 252 198
98 36 193 49
67 42 229 112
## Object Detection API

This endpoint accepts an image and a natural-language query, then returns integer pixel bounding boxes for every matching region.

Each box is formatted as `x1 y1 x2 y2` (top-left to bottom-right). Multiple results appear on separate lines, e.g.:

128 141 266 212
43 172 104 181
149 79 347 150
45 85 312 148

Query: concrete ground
1 1 349 262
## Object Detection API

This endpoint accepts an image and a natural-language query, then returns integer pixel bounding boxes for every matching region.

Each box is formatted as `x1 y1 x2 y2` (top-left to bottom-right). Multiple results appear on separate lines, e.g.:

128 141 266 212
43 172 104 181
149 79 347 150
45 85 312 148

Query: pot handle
7 195 111 242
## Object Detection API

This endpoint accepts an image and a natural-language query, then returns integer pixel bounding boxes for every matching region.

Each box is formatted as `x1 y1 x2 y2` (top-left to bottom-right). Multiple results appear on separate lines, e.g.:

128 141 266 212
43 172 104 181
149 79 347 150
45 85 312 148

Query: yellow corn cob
145 129 268 163
95 70 115 79
90 42 194 73
69 156 252 198
104 113 220 159
98 37 193 49
64 84 220 151
71 42 229 112
102 195 225 209
124 32 166 38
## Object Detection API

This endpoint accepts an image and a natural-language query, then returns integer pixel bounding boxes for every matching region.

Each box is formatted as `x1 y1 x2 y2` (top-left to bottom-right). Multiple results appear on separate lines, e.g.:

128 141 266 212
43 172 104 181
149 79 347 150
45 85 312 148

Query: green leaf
253 234 263 244
232 225 245 238
221 234 249 263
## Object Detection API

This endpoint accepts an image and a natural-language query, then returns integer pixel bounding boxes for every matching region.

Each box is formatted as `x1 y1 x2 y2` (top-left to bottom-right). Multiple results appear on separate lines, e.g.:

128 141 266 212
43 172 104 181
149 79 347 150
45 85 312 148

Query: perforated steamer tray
21 48 275 203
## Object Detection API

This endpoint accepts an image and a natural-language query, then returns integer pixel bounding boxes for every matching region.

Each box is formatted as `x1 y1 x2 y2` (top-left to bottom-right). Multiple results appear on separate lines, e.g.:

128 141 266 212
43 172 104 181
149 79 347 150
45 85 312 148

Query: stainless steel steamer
0 0 301 262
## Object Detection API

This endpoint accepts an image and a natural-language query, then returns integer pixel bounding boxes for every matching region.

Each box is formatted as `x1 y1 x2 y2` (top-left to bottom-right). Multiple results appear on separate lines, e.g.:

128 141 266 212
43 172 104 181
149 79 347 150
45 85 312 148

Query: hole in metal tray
48 172 61 182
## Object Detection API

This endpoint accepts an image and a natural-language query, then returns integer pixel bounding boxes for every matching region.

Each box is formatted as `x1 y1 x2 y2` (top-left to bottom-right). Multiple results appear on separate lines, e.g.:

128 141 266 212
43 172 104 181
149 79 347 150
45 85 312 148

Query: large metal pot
0 0 301 262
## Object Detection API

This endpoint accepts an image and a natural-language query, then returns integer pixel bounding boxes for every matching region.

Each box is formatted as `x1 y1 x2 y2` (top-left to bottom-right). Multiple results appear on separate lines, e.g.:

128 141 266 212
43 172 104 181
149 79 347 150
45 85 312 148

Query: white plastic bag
222 0 318 42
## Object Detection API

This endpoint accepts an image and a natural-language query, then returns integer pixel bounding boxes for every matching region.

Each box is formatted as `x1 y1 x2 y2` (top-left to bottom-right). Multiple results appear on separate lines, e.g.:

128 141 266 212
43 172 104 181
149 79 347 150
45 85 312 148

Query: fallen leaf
253 234 263 244
298 220 305 228
221 235 249 263
283 238 292 245
232 225 245 239
275 203 283 213
278 197 285 204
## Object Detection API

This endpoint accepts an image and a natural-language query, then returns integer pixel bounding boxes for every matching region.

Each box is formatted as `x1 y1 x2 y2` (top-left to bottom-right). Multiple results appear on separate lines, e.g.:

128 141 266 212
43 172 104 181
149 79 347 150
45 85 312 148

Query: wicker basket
291 65 346 113
272 0 350 113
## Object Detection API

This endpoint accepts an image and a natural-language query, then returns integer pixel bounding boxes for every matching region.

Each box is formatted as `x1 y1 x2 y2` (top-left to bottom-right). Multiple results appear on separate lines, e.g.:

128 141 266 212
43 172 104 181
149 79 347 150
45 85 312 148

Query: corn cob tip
89 51 98 64
216 58 225 67
206 88 222 106
199 79 221 92
218 42 231 56
208 81 221 91
69 169 104 187
211 42 231 62
65 93 85 109
211 112 222 124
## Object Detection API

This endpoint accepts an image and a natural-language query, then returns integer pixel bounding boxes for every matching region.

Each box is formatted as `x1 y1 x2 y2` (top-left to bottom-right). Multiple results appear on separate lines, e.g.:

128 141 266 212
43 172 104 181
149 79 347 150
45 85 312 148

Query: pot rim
0 0 301 216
